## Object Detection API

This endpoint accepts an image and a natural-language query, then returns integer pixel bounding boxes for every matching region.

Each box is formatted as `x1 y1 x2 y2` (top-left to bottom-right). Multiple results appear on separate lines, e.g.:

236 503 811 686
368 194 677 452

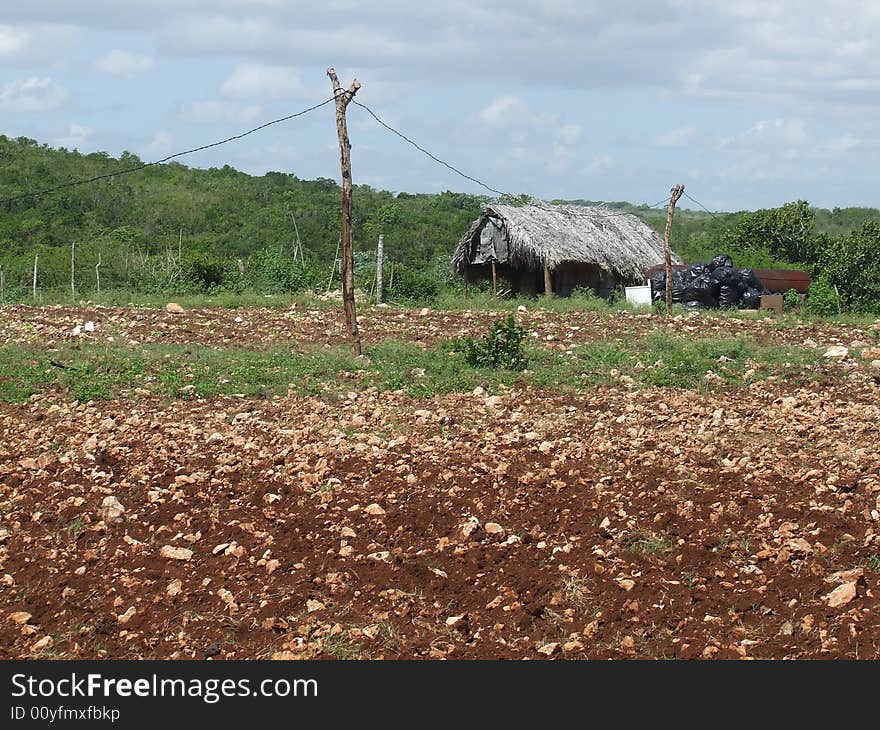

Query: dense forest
1 135 879 311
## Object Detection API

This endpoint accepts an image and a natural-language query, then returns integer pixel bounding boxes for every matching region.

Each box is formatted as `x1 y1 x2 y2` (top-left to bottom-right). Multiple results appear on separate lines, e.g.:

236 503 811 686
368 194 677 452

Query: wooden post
389 262 395 294
663 184 685 316
95 252 102 295
375 234 384 304
33 253 38 300
543 263 553 298
328 66 362 356
0 264 4 304
491 260 498 297
291 213 303 264
327 235 341 292
70 241 76 298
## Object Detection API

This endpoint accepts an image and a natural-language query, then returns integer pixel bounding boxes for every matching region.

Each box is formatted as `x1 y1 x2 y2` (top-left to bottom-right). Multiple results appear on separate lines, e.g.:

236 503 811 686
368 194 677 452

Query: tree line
1 135 878 311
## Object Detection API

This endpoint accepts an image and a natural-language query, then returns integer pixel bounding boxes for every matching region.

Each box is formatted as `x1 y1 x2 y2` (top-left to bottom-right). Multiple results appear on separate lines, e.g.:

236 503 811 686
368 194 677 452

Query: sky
1 1 879 211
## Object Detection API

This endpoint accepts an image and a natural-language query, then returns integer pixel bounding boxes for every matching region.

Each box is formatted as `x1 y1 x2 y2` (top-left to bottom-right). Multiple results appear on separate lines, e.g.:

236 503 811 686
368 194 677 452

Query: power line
682 191 722 219
351 100 508 198
352 99 668 219
0 96 337 206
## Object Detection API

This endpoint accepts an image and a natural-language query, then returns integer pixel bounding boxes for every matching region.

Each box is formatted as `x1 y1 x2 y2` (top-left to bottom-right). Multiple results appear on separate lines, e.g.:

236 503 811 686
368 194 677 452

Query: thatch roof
453 203 680 281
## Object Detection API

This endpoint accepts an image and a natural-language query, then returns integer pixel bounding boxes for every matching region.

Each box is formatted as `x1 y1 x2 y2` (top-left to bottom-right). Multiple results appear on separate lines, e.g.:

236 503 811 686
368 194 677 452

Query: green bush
458 314 527 370
387 264 439 302
783 288 800 310
805 277 840 316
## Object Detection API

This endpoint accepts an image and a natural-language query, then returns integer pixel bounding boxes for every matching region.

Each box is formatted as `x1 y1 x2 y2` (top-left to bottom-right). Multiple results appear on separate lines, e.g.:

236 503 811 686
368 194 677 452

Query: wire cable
682 191 722 219
0 96 337 205
352 99 669 219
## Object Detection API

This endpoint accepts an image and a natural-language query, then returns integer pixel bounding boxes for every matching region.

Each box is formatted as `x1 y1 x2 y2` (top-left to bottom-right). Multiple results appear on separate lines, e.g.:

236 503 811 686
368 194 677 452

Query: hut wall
463 262 621 298
550 262 617 297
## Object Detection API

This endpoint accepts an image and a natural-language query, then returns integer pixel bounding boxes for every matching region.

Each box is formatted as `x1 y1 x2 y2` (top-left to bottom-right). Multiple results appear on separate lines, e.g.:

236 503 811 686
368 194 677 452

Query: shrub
459 314 527 370
783 288 800 310
805 277 839 316
388 264 439 302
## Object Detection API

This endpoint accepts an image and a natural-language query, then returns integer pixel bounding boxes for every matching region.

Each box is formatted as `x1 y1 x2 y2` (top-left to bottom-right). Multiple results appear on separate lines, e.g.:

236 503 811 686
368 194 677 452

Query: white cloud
0 77 67 112
585 154 615 175
738 118 810 148
816 134 860 157
220 63 307 100
0 26 28 57
555 123 583 146
178 100 264 124
142 130 173 158
477 95 555 128
55 123 91 149
95 50 155 77
0 23 80 65
656 124 697 147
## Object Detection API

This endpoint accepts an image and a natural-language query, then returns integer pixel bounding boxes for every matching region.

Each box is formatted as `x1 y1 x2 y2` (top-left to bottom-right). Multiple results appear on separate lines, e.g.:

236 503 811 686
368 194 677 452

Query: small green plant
459 314 527 370
805 277 840 316
782 288 800 310
864 554 880 573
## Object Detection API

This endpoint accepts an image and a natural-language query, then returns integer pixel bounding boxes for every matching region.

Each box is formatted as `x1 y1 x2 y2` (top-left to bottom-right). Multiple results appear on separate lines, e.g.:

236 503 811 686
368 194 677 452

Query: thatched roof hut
453 203 680 297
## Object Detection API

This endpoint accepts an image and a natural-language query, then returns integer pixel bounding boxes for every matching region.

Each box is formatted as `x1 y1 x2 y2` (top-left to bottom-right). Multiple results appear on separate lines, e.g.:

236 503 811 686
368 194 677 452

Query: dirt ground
1 304 880 659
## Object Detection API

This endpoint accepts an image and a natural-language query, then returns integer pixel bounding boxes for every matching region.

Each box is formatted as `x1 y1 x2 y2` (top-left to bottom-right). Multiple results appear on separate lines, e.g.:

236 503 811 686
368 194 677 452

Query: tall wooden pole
376 234 384 304
0 264 5 305
33 253 38 300
95 252 102 296
664 184 685 316
328 67 362 356
491 260 498 297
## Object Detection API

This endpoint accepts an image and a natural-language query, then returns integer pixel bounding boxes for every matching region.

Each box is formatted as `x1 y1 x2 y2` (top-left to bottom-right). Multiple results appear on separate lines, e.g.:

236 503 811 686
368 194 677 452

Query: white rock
159 545 193 561
824 581 857 608
517 305 527 312
84 321 95 332
100 496 125 524
484 522 505 534
117 607 136 624
165 302 185 314
823 345 849 359
364 503 386 516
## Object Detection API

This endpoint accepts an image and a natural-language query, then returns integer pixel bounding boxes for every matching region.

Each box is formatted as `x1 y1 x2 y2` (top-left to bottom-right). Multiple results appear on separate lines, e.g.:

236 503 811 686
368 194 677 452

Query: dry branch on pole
328 66 363 356
664 184 685 316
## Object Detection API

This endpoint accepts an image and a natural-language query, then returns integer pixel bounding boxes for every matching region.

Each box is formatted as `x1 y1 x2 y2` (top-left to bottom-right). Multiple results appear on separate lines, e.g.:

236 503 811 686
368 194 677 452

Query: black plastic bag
740 287 761 308
740 268 771 294
670 269 695 303
710 253 734 271
649 271 666 301
690 263 709 278
711 265 739 286
682 273 720 307
684 300 706 311
718 284 741 308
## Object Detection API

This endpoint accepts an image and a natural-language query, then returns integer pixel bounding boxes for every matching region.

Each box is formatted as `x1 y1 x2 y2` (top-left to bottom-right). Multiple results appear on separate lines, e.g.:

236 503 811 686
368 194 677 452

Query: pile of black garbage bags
649 254 773 310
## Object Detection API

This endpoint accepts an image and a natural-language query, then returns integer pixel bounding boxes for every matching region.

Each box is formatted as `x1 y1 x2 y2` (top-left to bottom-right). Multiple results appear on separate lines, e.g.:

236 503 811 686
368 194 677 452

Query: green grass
0 331 824 404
